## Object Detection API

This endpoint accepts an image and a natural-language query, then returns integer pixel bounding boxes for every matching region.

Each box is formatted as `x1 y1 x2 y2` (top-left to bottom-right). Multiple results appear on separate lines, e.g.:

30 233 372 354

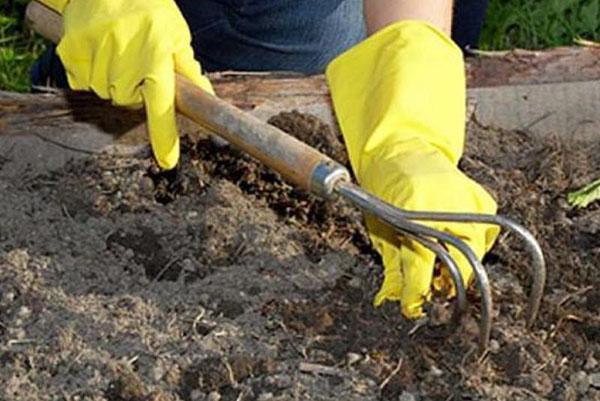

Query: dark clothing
452 0 490 50
32 0 489 86
177 0 365 73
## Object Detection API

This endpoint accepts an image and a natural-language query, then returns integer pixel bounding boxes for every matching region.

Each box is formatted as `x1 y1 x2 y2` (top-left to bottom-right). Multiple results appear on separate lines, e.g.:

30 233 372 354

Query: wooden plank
465 47 600 87
1 47 598 176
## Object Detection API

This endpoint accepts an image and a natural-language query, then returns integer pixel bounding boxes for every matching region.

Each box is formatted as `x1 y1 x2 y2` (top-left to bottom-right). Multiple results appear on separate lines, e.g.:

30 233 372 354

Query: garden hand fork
26 0 546 353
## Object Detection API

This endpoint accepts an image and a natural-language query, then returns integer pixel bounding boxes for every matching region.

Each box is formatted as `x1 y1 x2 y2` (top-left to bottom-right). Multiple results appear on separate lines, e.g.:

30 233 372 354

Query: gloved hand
39 0 214 170
326 21 500 318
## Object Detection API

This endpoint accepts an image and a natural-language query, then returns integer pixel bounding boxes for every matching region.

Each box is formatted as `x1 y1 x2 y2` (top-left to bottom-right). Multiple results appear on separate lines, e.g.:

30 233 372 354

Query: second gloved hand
44 0 213 170
326 21 500 318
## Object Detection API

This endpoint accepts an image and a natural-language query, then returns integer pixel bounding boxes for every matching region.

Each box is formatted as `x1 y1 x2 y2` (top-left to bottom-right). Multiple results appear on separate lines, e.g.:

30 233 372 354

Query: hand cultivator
26 1 546 353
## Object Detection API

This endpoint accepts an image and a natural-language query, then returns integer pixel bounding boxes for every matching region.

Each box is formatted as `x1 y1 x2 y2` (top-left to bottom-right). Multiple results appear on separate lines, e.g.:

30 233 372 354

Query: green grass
0 2 47 92
480 0 600 49
0 0 599 92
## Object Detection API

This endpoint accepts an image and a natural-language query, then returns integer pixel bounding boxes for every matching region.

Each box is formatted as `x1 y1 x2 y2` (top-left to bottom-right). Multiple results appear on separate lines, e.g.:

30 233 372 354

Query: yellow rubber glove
43 0 214 170
41 0 68 13
326 21 500 318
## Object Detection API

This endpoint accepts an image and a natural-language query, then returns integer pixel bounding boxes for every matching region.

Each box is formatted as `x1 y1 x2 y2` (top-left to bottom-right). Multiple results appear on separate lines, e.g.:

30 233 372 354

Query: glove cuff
326 20 466 180
39 0 70 13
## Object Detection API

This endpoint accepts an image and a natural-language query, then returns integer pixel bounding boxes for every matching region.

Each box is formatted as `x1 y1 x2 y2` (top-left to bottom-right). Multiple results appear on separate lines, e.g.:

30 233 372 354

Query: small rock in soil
398 391 417 401
586 355 599 370
589 373 600 389
528 371 554 396
569 370 590 394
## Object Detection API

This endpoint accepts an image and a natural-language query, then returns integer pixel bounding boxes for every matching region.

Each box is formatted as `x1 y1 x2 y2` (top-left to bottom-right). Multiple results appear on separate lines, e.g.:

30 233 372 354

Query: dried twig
557 285 593 307
150 257 181 283
224 358 238 386
408 317 429 335
379 358 404 390
192 307 206 337
299 362 345 377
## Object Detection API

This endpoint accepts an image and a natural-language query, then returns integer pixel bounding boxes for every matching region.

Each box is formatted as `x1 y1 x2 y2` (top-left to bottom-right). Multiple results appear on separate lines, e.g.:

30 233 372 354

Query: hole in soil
106 227 180 281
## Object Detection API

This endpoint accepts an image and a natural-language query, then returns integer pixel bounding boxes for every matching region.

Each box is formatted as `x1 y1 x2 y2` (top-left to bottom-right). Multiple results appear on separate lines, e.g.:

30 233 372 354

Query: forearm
363 0 454 35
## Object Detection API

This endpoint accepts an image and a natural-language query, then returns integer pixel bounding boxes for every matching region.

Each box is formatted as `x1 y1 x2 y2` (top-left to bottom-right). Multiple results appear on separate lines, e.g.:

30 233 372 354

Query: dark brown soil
0 110 598 401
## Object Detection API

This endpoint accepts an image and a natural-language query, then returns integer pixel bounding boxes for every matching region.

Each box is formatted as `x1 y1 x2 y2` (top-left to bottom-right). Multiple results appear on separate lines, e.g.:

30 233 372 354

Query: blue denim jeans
177 0 365 73
31 0 488 86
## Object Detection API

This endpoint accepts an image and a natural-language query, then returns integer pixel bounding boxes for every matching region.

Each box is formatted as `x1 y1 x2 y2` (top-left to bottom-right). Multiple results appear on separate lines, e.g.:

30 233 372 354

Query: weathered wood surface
1 47 599 176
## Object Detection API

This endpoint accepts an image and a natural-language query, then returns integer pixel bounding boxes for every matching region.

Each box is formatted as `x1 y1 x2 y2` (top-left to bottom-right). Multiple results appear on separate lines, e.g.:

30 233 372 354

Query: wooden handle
25 1 342 192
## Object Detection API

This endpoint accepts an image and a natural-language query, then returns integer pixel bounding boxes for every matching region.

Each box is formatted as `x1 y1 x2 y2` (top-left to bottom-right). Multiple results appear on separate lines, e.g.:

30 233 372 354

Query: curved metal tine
414 228 492 352
335 183 493 352
396 210 546 326
403 232 467 322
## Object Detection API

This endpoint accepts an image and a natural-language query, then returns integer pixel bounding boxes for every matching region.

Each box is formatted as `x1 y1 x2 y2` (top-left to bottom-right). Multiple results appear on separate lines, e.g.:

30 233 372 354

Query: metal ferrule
310 161 351 198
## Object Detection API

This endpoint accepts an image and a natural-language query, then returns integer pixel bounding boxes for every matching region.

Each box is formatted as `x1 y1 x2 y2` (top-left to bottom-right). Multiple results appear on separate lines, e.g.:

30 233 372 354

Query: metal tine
335 182 493 352
402 232 468 322
394 210 546 326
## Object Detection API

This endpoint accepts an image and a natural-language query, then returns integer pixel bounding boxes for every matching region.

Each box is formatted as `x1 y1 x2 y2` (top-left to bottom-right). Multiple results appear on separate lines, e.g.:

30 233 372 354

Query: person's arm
326 1 499 318
363 0 453 35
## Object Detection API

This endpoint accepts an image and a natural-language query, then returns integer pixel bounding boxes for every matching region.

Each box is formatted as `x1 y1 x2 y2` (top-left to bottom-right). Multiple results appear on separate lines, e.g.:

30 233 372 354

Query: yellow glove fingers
54 0 208 169
142 55 179 170
174 47 215 95
371 232 436 319
398 238 436 318
368 215 404 306
367 214 435 318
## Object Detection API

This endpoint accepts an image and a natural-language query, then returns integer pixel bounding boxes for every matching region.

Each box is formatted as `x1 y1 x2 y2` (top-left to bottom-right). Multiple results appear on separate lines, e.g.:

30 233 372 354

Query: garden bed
0 107 598 401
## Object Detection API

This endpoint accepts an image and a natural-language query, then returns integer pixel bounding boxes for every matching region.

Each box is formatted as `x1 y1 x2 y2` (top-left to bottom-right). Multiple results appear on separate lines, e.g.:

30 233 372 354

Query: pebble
569 370 590 394
199 293 211 305
265 374 292 389
151 363 165 382
429 365 443 377
347 277 362 289
398 391 417 401
6 249 30 270
585 354 598 370
589 373 600 389
530 371 554 396
181 258 195 272
16 306 31 319
347 353 362 366
257 393 274 401
2 290 17 303
8 327 25 340
563 385 578 401
139 177 155 194
206 391 221 401
489 339 500 352
189 390 204 401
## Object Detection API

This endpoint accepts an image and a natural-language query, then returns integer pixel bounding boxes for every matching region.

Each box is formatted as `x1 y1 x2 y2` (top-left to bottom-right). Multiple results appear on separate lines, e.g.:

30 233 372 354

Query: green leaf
567 177 600 208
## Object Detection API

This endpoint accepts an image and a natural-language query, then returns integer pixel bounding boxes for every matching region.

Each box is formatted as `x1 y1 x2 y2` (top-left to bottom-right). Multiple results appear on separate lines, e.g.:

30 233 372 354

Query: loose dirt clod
0 111 598 401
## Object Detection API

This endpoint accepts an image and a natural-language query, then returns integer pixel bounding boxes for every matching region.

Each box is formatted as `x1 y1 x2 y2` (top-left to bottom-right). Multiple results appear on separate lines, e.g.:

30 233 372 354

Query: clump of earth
0 110 598 401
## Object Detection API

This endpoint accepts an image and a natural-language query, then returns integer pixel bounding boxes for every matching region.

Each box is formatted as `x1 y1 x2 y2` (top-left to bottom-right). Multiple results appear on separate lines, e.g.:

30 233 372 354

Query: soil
0 109 598 401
